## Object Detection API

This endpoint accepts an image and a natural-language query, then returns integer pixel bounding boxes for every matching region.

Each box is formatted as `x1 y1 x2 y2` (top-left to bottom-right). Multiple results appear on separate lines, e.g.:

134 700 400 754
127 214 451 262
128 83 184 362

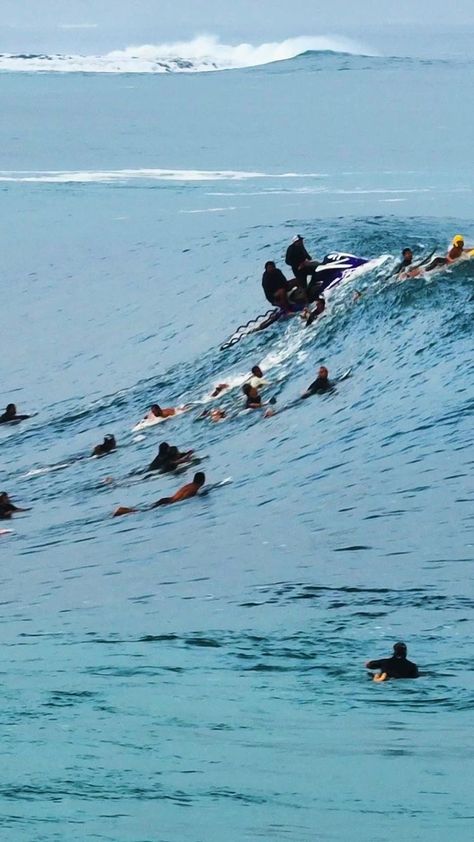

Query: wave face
0 34 373 73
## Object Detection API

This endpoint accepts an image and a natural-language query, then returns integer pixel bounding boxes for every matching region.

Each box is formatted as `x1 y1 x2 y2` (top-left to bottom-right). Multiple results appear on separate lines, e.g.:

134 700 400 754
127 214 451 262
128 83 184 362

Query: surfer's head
251 365 263 378
150 404 162 416
452 234 464 247
402 247 413 262
393 642 407 658
5 404 16 418
264 261 276 271
319 366 329 380
158 442 170 456
193 472 205 487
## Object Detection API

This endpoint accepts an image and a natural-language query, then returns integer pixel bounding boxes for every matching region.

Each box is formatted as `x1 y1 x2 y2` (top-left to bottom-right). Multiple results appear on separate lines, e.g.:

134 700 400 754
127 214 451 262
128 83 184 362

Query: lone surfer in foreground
366 641 419 681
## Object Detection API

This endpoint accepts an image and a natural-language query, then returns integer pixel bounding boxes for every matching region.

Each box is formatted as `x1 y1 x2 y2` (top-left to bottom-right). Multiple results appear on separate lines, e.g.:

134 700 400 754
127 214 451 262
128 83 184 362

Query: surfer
0 492 29 519
242 384 276 416
366 641 419 681
242 383 263 409
92 434 116 457
147 442 195 472
393 247 413 275
409 235 472 276
301 366 334 398
285 234 319 290
152 472 206 507
211 383 229 398
199 408 227 422
0 403 31 424
261 261 290 306
247 365 269 390
146 404 178 420
113 472 206 516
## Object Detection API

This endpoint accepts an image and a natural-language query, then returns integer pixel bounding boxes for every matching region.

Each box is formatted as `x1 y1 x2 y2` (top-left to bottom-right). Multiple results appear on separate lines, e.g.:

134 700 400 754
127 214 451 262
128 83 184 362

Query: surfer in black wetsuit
147 442 194 472
0 404 31 424
366 641 419 681
0 492 29 519
261 261 290 305
301 366 334 398
393 247 413 275
92 434 116 457
285 234 319 291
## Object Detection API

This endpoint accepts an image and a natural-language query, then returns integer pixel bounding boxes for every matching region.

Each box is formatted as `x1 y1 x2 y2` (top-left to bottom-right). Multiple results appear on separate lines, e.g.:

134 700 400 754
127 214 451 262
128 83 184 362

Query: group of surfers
259 232 473 324
0 358 335 522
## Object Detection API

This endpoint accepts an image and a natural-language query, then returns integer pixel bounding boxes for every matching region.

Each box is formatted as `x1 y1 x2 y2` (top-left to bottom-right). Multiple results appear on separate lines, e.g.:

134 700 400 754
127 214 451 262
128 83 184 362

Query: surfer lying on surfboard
406 235 473 277
113 472 206 516
0 492 30 519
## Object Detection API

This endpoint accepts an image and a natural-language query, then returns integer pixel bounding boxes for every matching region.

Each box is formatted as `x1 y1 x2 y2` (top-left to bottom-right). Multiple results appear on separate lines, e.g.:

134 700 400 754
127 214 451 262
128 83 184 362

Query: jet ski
220 252 368 350
307 253 369 301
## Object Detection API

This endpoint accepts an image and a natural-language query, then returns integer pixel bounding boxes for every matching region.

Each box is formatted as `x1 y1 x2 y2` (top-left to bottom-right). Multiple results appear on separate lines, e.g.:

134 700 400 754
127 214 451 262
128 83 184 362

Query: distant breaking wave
0 35 374 74
0 169 327 184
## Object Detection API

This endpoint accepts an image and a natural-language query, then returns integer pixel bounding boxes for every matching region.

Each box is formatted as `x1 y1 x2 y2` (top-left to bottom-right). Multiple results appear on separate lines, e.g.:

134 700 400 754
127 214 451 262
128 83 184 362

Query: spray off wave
0 34 374 74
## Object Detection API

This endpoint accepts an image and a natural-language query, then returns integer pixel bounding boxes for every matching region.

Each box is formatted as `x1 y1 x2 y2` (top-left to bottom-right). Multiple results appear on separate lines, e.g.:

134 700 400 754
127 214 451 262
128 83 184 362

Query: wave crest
0 34 374 74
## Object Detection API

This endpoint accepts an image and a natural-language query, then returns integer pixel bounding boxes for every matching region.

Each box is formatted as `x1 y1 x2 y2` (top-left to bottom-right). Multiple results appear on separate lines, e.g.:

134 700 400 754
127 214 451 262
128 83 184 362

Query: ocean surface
1 38 474 842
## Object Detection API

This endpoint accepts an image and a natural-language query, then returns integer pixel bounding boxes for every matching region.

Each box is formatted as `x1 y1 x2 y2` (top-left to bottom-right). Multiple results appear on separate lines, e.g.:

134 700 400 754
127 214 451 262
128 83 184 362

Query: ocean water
1 42 474 842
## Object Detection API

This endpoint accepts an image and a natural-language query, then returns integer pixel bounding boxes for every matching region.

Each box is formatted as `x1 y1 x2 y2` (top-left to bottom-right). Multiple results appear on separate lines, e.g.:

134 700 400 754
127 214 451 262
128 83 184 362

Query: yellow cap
452 234 464 245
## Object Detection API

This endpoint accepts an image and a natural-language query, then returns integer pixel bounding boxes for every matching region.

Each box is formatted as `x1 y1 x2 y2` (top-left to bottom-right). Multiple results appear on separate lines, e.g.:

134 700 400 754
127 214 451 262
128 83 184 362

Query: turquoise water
1 50 474 841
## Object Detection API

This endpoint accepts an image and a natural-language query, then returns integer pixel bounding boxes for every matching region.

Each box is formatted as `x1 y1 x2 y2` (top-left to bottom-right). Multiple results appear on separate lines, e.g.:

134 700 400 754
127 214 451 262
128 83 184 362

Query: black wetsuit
305 376 333 395
0 413 30 424
262 268 288 305
245 394 262 409
93 437 116 457
366 656 419 678
285 241 313 287
0 501 16 519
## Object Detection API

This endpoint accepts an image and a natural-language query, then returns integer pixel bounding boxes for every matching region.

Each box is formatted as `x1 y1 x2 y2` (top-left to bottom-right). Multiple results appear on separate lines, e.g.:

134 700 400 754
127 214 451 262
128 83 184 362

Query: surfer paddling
408 235 473 277
113 472 206 517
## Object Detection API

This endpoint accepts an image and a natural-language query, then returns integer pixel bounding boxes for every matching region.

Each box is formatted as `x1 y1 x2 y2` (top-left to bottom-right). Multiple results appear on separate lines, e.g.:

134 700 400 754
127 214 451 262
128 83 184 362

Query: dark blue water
1 51 474 841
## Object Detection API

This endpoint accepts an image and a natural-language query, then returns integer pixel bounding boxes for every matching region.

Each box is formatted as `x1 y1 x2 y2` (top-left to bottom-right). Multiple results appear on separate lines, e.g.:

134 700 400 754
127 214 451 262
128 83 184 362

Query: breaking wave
0 168 327 184
0 34 374 74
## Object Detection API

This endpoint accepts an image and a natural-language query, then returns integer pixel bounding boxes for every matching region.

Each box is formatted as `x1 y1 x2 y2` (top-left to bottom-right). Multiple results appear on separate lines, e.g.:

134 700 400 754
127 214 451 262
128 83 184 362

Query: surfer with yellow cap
409 234 473 276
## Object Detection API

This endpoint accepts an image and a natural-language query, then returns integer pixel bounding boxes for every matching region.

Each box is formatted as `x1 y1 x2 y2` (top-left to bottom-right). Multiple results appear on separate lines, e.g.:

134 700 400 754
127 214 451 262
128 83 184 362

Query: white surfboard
132 406 189 433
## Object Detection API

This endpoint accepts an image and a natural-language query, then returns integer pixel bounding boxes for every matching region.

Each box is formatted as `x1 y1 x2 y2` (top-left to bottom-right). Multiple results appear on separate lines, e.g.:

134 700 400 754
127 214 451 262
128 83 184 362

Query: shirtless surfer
113 472 206 516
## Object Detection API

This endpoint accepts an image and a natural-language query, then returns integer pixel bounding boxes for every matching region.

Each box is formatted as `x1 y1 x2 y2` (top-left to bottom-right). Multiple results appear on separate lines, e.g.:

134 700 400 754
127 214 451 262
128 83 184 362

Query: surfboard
132 406 189 432
337 367 352 382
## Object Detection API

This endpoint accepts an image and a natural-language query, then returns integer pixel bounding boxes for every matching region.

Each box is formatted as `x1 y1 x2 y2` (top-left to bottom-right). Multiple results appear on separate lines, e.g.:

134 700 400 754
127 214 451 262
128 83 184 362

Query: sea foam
0 34 373 74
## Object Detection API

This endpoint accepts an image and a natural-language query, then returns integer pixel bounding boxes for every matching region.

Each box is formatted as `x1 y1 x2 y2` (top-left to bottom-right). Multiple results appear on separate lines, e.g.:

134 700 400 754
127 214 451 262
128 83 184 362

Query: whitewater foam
0 169 327 184
0 34 373 74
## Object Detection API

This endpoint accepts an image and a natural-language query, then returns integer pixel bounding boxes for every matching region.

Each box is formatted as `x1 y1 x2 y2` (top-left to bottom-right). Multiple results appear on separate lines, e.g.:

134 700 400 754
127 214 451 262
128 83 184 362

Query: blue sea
1 36 474 842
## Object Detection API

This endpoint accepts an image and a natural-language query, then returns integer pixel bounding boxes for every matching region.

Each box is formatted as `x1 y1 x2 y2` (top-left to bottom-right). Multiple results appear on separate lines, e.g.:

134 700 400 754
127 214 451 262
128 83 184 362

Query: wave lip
0 34 375 74
0 168 328 184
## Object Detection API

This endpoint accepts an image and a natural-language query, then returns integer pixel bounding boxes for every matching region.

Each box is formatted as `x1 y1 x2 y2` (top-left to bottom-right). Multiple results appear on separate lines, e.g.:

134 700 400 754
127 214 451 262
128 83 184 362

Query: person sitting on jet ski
262 261 290 306
285 235 319 290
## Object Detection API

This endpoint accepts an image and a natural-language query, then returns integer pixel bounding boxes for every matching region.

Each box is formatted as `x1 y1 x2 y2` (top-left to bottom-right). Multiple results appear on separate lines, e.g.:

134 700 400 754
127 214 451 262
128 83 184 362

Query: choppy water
1 46 474 841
